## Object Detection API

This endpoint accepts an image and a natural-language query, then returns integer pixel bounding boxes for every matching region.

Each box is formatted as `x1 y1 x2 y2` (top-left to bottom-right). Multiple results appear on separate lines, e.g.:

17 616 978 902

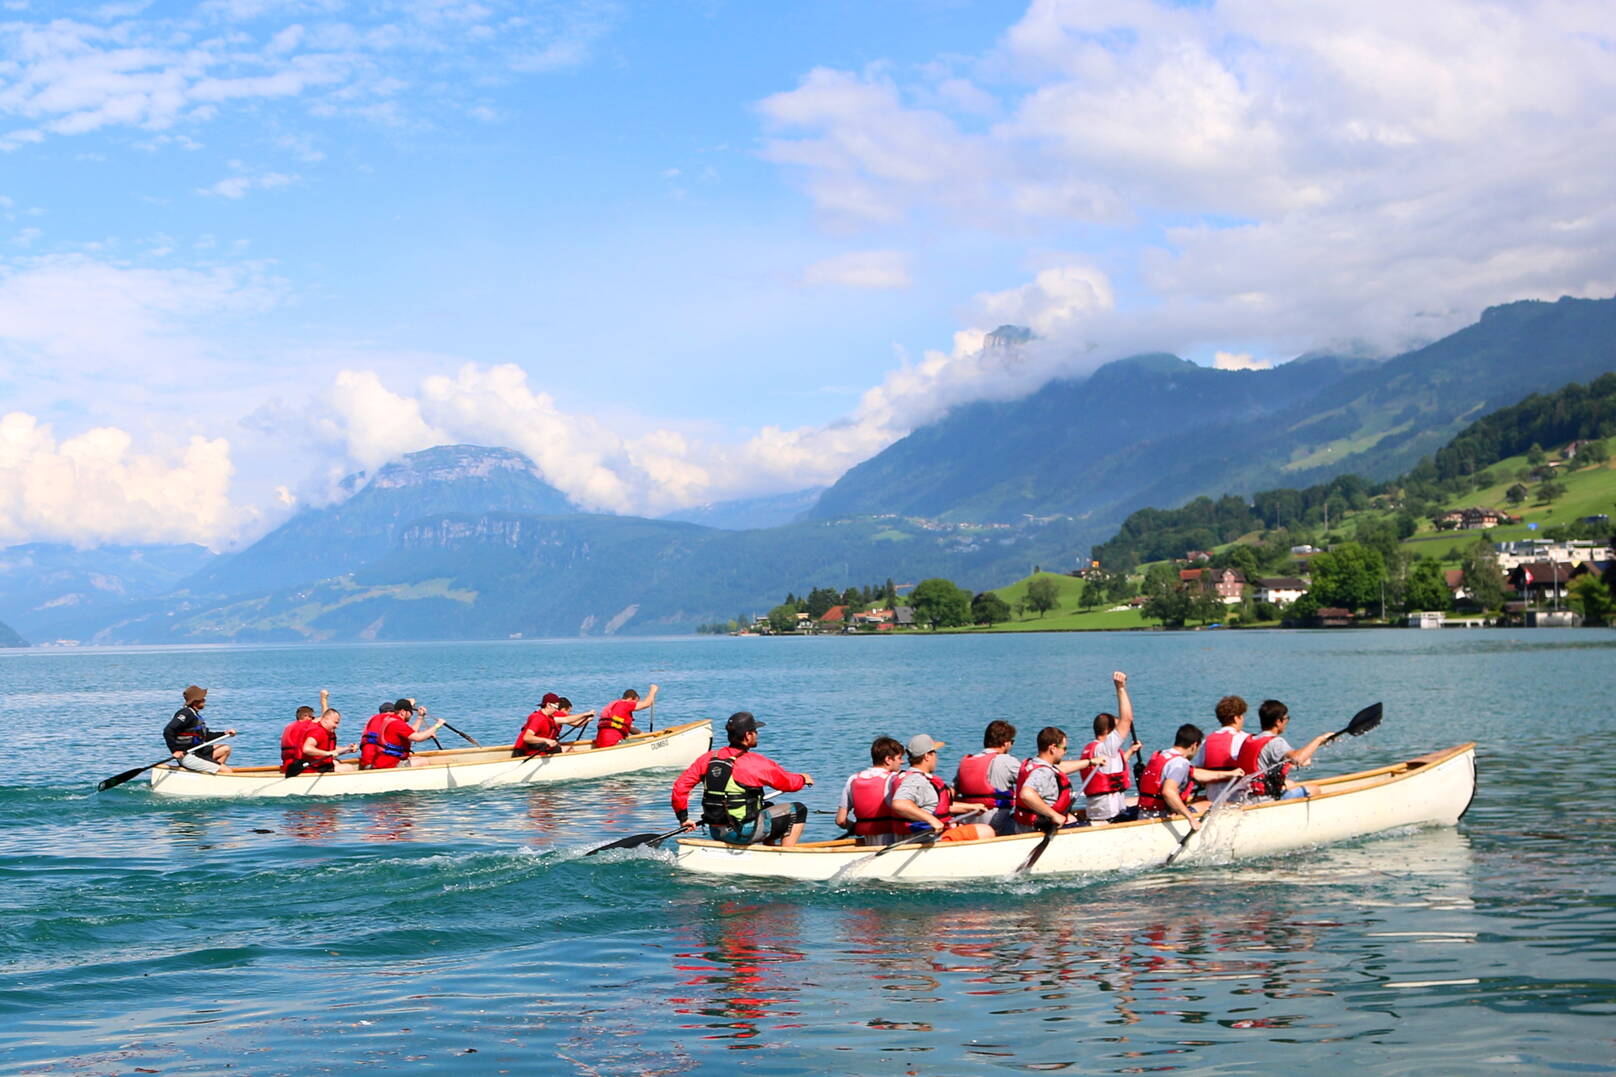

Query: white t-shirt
1083 730 1127 820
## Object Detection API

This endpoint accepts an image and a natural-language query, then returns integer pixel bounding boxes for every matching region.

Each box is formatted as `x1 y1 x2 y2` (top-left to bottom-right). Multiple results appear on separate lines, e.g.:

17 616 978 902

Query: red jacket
671 748 805 814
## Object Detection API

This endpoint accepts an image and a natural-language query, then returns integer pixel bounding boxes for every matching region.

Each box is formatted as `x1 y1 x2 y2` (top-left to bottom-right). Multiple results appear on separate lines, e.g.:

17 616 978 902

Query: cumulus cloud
0 413 245 547
197 169 298 199
759 0 1616 357
801 249 911 290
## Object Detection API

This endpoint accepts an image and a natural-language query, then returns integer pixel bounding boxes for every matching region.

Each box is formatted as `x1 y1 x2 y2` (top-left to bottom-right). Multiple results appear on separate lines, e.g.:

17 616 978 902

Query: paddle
584 824 688 857
1165 702 1384 866
437 718 481 748
873 826 939 857
96 732 237 792
1015 820 1059 875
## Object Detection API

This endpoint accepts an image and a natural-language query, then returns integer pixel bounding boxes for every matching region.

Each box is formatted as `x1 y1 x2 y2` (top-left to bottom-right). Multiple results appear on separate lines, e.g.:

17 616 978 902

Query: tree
1404 559 1451 613
1568 576 1613 626
1190 591 1226 625
1576 438 1607 468
1142 587 1192 628
766 604 799 634
1537 479 1567 502
1308 542 1385 611
1025 576 1061 617
910 577 971 628
1460 537 1505 611
971 591 1011 625
1527 442 1546 466
1505 482 1529 505
805 587 837 619
1217 544 1260 579
1105 573 1136 604
842 585 863 610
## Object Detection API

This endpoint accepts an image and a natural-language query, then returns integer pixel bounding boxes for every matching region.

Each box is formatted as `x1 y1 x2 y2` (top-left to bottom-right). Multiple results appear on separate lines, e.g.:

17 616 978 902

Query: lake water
2 629 1613 1075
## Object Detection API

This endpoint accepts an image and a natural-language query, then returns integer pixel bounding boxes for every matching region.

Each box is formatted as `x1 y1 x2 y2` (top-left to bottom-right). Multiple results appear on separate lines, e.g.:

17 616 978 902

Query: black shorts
708 802 807 846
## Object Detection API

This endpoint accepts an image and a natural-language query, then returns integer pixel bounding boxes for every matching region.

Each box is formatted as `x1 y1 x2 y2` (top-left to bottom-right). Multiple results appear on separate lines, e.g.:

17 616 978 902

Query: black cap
725 711 765 737
394 698 415 713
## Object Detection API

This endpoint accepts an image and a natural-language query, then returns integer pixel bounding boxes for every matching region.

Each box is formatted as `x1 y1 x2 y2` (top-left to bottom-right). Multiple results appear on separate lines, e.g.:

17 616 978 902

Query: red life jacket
1012 757 1073 827
360 713 411 768
955 750 1011 808
280 719 314 773
599 699 636 735
924 772 954 821
1237 733 1288 796
305 723 337 773
514 710 560 757
1202 727 1245 770
1137 750 1196 812
848 770 907 836
1079 738 1129 795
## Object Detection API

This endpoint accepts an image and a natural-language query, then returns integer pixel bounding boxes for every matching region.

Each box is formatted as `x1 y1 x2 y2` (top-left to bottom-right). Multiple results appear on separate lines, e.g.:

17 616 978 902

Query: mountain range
3 294 1612 642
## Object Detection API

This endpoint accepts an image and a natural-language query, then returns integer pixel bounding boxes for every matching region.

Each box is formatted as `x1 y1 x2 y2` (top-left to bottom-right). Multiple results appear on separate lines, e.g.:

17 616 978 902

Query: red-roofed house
820 605 847 625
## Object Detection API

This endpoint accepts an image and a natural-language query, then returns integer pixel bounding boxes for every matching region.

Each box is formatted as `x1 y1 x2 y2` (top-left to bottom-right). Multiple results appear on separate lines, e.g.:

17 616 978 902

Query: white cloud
0 413 246 547
0 2 624 149
801 249 911 290
972 263 1114 338
758 0 1616 356
197 169 298 198
1212 351 1272 372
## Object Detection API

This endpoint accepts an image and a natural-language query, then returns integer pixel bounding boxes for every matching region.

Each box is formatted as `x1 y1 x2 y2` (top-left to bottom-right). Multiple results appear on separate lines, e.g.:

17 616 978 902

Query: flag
1521 568 1533 585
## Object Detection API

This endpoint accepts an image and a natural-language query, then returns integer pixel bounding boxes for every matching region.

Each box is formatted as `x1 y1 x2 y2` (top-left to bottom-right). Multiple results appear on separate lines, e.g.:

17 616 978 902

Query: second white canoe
148 720 713 799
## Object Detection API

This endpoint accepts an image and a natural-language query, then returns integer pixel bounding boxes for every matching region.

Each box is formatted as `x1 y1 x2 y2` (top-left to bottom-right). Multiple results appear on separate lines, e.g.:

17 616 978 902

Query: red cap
541 692 561 706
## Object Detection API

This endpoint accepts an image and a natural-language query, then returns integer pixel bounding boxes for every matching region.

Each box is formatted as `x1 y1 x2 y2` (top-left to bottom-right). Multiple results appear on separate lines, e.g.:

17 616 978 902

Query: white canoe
148 720 712 799
673 742 1477 883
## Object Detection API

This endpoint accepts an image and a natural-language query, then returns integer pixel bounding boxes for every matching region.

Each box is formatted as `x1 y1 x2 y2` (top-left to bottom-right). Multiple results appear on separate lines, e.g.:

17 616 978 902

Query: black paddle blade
1344 702 1383 737
95 766 147 792
584 832 661 856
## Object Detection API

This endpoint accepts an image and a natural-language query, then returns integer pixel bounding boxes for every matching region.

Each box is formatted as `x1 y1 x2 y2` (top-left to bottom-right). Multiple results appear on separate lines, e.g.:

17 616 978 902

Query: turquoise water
2 630 1613 1074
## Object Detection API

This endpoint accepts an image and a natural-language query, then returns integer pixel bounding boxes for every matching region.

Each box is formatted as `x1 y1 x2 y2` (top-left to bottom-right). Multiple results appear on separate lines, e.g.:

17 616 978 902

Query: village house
1180 567 1246 604
1316 607 1356 627
1494 539 1614 571
1255 576 1309 605
1443 568 1470 601
1507 562 1575 604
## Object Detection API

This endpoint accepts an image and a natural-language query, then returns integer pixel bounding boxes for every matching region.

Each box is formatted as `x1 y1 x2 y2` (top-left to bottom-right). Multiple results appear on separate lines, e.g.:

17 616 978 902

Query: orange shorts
939 826 978 842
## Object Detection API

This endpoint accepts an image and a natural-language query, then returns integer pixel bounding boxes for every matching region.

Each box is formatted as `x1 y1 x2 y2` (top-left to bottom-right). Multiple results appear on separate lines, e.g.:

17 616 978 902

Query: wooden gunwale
177 721 708 780
677 742 1477 855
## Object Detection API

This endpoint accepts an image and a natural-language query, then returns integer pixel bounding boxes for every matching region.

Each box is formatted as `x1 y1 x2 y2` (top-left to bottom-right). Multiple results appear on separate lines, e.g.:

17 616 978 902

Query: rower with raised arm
836 735 908 845
164 685 236 774
1137 723 1242 829
1238 699 1330 800
1192 694 1251 805
593 683 659 749
953 720 1020 835
1079 672 1142 824
672 712 813 847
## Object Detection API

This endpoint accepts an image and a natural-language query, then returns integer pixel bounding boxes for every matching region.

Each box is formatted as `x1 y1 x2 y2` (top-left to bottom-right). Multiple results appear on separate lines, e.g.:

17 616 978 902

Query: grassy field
1400 453 1614 558
950 571 1154 632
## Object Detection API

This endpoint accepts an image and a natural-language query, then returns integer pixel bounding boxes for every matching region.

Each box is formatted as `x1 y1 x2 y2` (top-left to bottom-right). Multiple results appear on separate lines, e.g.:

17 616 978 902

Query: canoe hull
673 742 1477 883
148 720 712 799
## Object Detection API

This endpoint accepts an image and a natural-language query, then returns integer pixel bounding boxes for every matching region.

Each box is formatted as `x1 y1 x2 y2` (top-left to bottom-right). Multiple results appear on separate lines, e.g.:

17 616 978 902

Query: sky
0 0 1612 549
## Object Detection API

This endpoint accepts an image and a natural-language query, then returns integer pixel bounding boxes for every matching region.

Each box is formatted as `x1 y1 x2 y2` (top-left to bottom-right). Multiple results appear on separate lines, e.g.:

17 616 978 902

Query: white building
1493 540 1613 571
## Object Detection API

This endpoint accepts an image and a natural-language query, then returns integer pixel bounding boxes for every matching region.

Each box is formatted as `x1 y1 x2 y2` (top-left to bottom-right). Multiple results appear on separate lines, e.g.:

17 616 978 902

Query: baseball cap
541 692 561 706
725 711 766 737
906 733 945 757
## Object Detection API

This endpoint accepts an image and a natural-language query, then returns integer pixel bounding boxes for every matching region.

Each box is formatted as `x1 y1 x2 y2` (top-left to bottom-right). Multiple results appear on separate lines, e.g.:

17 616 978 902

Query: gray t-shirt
1256 735 1293 782
893 769 940 814
1083 731 1127 820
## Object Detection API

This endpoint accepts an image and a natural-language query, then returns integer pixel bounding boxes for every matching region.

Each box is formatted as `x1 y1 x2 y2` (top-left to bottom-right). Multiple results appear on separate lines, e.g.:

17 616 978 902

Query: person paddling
836 736 909 845
1237 699 1330 800
164 685 236 774
1137 723 1242 829
1192 695 1251 805
1012 726 1097 833
953 720 1020 834
280 705 319 774
593 684 659 749
1078 672 1141 824
890 734 996 842
672 712 813 846
285 708 356 776
513 693 592 757
359 699 444 770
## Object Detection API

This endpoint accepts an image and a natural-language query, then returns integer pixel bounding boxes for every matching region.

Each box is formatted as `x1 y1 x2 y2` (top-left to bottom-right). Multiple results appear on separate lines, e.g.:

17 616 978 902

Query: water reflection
671 901 806 1046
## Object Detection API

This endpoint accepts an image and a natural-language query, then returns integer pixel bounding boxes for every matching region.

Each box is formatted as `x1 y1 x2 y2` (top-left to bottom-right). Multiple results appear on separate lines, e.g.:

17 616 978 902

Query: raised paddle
96 732 237 792
1324 701 1383 744
584 824 689 857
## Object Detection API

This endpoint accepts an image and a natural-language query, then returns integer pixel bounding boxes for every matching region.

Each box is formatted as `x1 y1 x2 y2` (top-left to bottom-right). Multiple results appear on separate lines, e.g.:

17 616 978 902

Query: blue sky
1 0 1612 547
